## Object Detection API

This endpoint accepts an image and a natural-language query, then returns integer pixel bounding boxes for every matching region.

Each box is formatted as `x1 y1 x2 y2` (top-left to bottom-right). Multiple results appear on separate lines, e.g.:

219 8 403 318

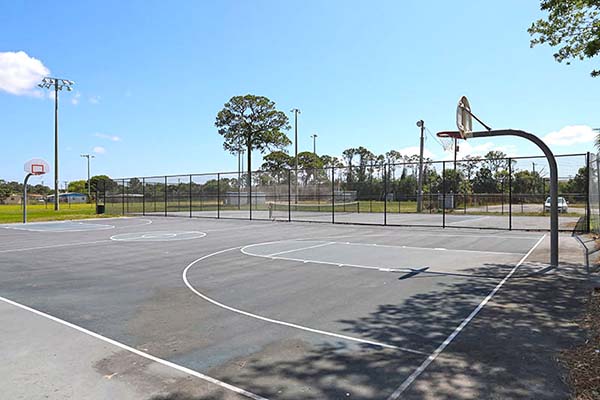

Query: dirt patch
560 286 600 399
93 349 244 400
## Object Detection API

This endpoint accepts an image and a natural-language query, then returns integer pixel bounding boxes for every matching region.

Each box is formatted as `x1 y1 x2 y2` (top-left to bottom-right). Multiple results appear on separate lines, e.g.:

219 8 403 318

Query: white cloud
0 51 50 96
71 91 81 105
93 146 106 154
543 125 596 146
89 95 100 104
94 133 121 142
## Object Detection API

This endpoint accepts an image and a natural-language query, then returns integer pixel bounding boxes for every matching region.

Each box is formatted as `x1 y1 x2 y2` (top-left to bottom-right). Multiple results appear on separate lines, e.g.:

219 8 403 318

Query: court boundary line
0 295 268 400
385 234 547 399
182 246 427 355
0 239 113 253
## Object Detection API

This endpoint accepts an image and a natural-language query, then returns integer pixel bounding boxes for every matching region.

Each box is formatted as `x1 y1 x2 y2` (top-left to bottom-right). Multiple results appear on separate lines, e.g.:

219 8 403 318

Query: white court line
0 296 267 400
183 247 427 355
4 221 116 232
0 239 112 254
446 216 491 226
335 241 524 256
110 231 207 242
243 240 526 258
266 242 334 257
385 234 547 399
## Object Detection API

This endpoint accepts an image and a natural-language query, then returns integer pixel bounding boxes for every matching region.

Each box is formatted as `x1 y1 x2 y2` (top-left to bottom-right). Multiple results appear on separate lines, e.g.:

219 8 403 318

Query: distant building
46 192 88 203
1 193 45 205
2 194 23 205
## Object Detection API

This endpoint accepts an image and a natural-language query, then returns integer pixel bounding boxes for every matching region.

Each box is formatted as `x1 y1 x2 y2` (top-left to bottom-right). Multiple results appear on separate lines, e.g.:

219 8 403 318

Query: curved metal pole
23 173 33 223
470 129 558 266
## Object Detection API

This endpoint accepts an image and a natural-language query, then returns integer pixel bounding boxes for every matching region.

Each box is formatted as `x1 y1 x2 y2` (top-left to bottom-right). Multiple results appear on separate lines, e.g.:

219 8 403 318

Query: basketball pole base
23 173 33 224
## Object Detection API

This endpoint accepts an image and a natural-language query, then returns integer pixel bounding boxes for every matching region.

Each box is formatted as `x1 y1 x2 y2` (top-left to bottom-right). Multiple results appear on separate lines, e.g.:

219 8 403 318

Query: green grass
0 203 117 224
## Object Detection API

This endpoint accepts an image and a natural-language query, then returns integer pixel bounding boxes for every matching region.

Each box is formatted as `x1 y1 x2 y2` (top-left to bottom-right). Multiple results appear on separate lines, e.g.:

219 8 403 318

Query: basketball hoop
24 158 49 176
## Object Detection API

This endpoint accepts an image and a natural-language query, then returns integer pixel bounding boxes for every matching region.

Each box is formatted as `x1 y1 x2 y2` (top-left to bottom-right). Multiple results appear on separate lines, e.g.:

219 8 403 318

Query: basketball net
439 136 454 152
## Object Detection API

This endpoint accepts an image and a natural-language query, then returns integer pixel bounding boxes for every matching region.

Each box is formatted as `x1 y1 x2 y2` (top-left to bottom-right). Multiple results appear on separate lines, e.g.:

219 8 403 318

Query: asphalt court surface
0 216 552 399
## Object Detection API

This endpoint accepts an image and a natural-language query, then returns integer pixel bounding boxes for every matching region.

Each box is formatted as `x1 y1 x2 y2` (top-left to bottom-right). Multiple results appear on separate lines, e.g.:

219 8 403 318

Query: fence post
164 176 167 217
142 178 146 216
508 158 512 230
331 167 335 223
217 173 221 219
586 153 591 232
189 175 193 219
442 161 446 228
288 169 292 222
596 157 600 232
122 179 125 215
384 164 388 225
249 169 252 220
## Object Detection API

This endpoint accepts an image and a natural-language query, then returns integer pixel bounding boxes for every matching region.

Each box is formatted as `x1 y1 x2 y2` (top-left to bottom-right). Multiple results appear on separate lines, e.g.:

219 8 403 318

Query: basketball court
0 215 588 399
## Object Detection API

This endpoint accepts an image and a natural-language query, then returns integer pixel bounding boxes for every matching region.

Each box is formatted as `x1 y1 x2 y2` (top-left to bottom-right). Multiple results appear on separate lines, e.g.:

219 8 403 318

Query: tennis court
0 216 588 399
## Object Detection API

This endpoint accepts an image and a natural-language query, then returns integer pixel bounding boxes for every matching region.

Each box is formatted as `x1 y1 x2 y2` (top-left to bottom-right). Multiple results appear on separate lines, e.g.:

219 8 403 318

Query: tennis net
268 201 360 220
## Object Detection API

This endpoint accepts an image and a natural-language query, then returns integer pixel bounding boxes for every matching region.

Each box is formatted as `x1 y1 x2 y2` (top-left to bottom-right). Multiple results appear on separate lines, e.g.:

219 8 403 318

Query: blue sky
1 0 598 184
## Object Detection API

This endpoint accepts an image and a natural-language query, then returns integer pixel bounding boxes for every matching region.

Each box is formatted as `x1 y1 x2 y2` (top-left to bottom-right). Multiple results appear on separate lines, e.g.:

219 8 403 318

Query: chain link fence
589 153 600 234
97 153 590 232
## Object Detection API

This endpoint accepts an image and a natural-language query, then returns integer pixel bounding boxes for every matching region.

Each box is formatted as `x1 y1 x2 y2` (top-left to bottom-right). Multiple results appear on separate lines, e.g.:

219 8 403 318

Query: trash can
96 204 105 214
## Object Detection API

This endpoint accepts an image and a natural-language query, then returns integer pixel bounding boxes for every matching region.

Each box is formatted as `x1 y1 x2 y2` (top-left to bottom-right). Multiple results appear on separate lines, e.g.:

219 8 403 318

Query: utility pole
38 77 75 211
531 162 537 194
454 138 458 171
80 154 95 201
416 120 425 212
311 133 318 155
290 108 301 203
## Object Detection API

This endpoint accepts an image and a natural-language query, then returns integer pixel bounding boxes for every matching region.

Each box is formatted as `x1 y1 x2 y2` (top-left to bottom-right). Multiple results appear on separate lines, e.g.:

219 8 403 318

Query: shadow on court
190 262 590 400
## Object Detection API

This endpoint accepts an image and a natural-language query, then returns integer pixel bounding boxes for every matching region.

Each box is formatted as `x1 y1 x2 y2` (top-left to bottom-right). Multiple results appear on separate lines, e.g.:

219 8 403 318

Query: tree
261 151 292 184
473 167 499 194
484 151 508 176
90 175 117 193
296 151 325 185
564 166 588 193
342 148 357 184
355 146 375 182
320 155 344 169
215 95 291 190
460 155 482 183
442 169 463 194
67 180 87 193
529 0 600 77
385 150 403 179
261 151 292 172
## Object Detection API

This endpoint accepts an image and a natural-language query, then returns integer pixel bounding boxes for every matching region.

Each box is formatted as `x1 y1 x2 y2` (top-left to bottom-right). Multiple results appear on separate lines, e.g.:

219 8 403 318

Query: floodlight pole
38 77 75 211
470 129 559 266
311 134 318 155
80 154 94 201
54 84 59 210
291 108 301 203
416 120 425 213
